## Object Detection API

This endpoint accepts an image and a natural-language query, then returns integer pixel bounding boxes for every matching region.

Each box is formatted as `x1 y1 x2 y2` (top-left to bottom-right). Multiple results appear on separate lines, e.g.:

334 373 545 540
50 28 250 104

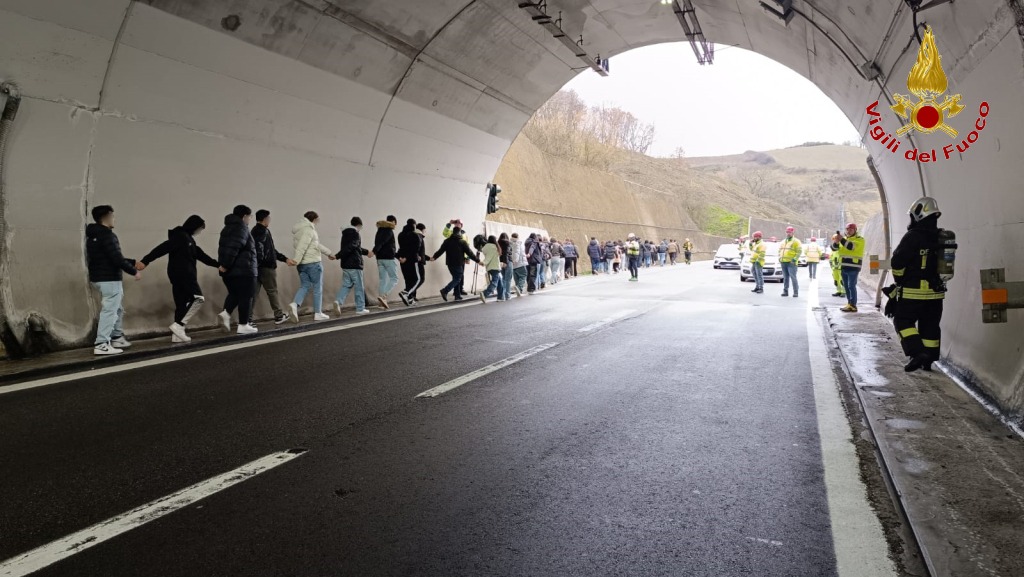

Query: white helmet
628 233 636 239
909 196 941 222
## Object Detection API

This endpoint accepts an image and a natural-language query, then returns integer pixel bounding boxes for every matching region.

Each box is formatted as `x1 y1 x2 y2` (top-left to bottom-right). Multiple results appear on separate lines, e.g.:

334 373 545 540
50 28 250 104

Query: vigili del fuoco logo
865 25 989 163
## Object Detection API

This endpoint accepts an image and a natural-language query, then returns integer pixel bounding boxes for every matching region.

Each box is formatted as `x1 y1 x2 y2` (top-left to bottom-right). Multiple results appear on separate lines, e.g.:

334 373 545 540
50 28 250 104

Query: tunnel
0 0 1022 419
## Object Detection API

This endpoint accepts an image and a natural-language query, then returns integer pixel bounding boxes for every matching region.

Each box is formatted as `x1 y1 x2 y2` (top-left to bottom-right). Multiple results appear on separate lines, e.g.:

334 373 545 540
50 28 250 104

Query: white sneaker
514 285 522 297
218 310 232 332
169 323 190 342
479 293 487 304
289 302 299 323
237 324 258 335
313 312 330 321
334 301 342 316
355 309 370 315
94 343 123 355
110 336 131 348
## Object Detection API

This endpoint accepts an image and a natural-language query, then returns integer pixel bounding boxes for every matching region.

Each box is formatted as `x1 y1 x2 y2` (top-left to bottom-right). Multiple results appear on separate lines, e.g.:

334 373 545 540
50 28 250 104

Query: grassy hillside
489 135 881 269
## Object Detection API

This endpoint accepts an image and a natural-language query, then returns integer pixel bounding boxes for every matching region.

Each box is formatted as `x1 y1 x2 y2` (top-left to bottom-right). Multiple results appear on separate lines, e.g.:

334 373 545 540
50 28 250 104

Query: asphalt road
1 263 884 576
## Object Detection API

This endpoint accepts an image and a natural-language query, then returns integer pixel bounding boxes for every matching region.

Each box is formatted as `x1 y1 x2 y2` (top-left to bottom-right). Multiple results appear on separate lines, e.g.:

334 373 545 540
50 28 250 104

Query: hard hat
786 226 795 234
846 222 858 232
752 231 763 239
810 237 817 242
628 233 636 239
908 196 941 222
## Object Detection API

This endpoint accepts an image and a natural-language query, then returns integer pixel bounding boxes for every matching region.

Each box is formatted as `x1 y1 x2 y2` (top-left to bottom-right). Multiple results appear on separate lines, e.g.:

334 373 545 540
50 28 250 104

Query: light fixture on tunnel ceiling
759 0 794 26
517 2 609 76
663 0 714 65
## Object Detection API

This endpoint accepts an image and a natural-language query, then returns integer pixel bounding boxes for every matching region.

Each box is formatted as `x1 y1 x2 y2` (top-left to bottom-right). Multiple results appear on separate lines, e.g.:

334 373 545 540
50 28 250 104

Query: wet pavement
0 262 972 577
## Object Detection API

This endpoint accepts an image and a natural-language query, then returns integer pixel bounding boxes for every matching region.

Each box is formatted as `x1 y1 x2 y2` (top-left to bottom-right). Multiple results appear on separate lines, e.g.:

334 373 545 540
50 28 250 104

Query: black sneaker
274 314 289 325
781 292 789 297
440 290 449 302
399 292 411 307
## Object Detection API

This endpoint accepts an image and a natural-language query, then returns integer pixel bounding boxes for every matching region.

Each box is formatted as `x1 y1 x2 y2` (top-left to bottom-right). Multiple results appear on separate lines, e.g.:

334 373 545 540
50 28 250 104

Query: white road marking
0 450 305 577
1 303 478 396
806 309 896 577
807 276 820 309
416 343 558 398
577 309 636 332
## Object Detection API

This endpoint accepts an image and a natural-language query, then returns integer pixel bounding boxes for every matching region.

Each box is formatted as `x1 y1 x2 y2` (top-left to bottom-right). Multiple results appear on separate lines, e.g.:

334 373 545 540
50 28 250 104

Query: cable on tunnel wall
0 82 23 356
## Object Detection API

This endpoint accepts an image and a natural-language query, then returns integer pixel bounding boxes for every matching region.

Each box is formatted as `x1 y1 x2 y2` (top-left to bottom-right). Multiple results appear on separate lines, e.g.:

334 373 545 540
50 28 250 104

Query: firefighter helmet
908 196 941 222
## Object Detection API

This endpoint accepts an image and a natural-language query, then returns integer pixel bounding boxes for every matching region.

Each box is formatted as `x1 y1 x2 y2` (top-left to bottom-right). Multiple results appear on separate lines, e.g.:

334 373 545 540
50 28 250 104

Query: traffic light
486 183 501 214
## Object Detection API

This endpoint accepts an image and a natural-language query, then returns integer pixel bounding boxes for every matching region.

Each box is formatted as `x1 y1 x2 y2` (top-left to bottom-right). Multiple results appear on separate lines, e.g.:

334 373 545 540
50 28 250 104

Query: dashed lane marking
0 450 306 577
416 343 559 398
577 309 637 332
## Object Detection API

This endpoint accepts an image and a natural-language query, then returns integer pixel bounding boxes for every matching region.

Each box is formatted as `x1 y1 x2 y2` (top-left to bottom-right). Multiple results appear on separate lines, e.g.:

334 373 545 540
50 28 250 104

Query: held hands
135 262 147 272
218 266 227 273
327 254 337 261
286 258 297 266
368 251 375 259
399 257 407 264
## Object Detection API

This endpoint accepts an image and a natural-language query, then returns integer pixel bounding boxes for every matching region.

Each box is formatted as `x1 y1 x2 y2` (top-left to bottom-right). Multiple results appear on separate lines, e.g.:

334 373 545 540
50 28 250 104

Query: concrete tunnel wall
1 0 1023 419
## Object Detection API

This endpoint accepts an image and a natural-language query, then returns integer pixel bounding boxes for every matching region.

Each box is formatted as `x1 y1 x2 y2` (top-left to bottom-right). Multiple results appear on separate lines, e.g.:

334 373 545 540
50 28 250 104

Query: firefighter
832 223 865 312
890 197 946 372
748 231 766 294
829 238 844 297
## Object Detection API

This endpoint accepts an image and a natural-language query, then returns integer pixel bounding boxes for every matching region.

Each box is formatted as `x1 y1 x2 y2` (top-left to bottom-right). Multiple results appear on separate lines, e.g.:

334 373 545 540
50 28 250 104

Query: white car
740 242 784 283
713 244 742 269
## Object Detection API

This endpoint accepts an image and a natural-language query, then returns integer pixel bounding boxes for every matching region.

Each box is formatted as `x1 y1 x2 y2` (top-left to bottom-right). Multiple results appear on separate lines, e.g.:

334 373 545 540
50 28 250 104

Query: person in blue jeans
432 227 481 301
334 216 374 315
479 236 505 303
498 233 514 300
373 215 399 309
290 211 336 323
85 205 141 355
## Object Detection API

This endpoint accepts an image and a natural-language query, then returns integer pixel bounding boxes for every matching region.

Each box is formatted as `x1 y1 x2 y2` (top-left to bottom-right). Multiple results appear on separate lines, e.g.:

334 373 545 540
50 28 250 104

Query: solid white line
805 309 896 577
577 309 636 332
1 303 478 396
0 450 305 577
416 343 558 398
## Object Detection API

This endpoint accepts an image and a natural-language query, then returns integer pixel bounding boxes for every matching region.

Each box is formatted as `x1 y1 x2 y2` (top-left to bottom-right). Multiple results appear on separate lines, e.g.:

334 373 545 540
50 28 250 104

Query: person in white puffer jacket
289 211 336 323
508 232 527 296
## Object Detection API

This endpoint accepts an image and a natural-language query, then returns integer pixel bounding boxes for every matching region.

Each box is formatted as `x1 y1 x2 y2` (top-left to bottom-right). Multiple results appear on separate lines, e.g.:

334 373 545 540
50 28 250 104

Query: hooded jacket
481 242 501 272
141 215 219 282
525 236 542 265
292 218 332 265
603 242 617 260
218 214 257 278
587 239 602 260
397 224 422 262
498 237 511 266
563 242 578 259
432 230 479 268
373 220 398 260
337 227 369 270
85 223 137 282
509 238 527 268
416 230 427 263
251 222 288 269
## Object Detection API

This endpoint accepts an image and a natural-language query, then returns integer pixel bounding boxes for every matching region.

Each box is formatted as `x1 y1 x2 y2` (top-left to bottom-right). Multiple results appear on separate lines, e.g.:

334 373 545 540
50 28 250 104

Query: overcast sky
563 43 861 158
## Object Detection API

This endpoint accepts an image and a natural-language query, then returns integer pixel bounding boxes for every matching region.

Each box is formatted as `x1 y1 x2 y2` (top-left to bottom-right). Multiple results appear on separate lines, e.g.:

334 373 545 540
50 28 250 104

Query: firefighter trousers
893 299 943 362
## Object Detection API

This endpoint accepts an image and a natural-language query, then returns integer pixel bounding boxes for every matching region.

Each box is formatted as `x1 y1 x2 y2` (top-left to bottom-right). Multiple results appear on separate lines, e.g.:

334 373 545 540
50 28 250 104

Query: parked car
740 242 784 283
713 244 741 269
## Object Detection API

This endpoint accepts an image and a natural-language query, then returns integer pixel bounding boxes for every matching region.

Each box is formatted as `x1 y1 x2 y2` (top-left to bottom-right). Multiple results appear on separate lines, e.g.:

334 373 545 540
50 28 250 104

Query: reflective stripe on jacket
804 244 822 263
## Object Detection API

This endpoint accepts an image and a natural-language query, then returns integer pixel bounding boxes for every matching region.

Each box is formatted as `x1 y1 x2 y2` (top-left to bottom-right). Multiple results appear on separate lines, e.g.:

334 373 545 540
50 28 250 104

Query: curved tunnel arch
0 0 1022 415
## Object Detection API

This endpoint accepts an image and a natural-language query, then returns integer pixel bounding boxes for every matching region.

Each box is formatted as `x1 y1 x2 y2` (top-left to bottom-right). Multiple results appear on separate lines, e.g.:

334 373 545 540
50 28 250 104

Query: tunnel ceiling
139 0 932 141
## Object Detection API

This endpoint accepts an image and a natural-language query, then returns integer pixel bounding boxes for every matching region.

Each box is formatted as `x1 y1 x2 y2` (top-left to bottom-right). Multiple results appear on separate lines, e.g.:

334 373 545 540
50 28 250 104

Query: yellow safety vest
779 237 802 263
835 234 865 269
805 244 822 263
749 240 766 265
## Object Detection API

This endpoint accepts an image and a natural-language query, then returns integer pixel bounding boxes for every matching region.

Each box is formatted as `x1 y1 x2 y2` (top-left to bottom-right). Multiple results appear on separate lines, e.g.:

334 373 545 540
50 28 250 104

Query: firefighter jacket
748 240 766 266
891 217 945 300
832 234 865 270
804 244 822 263
779 237 802 263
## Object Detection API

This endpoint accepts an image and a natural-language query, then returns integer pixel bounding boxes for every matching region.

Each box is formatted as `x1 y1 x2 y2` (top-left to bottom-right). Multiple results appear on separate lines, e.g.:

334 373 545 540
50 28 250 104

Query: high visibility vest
805 244 822 263
626 241 640 256
779 237 802 263
835 234 865 269
749 240 766 265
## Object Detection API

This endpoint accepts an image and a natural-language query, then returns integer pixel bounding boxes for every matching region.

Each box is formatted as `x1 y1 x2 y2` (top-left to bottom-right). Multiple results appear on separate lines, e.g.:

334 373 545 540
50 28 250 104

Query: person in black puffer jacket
333 216 373 315
139 214 219 342
397 218 423 307
431 227 480 301
85 205 140 354
217 205 258 334
251 209 296 325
